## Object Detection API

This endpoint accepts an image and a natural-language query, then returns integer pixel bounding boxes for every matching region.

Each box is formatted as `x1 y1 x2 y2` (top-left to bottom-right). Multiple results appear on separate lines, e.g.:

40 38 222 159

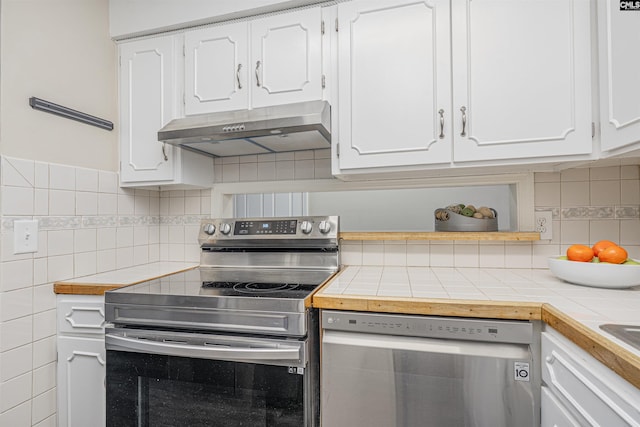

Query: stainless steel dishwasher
321 310 540 427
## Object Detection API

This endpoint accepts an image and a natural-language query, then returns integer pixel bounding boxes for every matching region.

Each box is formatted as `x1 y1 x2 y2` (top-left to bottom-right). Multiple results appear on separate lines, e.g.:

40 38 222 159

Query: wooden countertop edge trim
339 231 540 241
313 294 543 320
542 304 640 390
53 265 199 295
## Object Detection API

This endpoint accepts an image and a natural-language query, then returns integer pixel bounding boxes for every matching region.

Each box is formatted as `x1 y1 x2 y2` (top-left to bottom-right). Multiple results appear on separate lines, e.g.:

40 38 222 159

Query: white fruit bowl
548 257 640 289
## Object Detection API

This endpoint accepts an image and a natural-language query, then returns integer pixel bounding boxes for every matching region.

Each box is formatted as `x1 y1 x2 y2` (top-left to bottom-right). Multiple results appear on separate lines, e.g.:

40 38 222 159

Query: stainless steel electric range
104 215 339 427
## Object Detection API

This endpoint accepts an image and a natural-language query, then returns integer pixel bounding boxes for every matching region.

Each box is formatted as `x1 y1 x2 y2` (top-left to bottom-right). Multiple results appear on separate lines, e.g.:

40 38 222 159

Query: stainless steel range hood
158 100 331 157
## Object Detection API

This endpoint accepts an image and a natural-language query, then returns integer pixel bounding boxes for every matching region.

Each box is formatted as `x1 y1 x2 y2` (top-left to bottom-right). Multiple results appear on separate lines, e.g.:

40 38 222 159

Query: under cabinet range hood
158 100 331 157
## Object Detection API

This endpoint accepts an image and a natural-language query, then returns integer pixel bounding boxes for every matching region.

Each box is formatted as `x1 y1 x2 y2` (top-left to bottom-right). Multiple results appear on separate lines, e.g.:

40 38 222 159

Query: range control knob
219 223 232 235
318 220 332 234
300 220 313 234
203 223 216 235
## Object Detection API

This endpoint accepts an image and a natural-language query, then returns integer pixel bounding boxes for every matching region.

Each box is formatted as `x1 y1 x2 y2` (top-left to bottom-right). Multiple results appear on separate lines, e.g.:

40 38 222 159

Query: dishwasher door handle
106 333 302 362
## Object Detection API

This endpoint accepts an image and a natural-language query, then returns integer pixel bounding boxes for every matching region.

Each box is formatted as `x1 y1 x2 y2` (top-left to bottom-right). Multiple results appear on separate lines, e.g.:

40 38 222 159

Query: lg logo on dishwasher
514 362 530 382
620 1 640 10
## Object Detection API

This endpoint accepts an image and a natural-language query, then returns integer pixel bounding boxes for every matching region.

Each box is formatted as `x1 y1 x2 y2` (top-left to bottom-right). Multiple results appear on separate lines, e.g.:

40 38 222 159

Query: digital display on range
234 220 298 235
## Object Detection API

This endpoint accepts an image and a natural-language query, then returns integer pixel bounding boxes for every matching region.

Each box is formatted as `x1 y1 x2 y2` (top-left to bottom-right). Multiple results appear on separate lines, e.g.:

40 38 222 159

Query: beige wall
0 0 118 171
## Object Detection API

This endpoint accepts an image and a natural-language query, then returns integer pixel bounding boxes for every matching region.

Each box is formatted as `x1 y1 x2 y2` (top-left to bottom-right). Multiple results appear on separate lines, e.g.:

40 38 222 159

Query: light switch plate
14 219 39 254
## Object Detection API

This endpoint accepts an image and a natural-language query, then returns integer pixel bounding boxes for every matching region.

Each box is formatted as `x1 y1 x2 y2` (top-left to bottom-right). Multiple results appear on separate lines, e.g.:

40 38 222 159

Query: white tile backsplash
1 288 33 322
0 316 33 352
75 168 98 192
0 344 32 382
32 362 55 398
32 310 56 342
1 260 34 292
2 186 34 215
98 171 118 194
31 388 56 425
47 230 74 257
75 192 98 215
49 165 75 191
2 157 34 188
32 336 56 369
0 372 32 413
49 190 75 216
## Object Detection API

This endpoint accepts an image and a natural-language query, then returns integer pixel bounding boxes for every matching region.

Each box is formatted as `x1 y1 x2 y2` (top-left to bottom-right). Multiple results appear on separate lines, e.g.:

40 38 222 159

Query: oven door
105 328 318 427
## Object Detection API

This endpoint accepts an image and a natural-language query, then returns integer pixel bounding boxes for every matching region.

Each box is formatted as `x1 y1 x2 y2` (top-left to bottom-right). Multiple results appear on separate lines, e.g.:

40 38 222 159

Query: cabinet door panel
452 0 592 162
58 336 106 427
251 8 322 108
541 386 582 427
185 23 249 115
120 36 177 182
599 0 640 153
338 0 452 170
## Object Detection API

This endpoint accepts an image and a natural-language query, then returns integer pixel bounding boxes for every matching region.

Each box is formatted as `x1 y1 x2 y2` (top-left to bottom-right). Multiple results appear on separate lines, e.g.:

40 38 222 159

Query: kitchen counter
314 265 640 390
53 262 199 295
53 262 640 389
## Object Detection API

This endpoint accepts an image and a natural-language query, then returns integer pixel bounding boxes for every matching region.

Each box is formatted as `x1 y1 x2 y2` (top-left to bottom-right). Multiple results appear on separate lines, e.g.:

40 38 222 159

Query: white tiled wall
213 149 332 183
0 156 210 426
341 165 640 268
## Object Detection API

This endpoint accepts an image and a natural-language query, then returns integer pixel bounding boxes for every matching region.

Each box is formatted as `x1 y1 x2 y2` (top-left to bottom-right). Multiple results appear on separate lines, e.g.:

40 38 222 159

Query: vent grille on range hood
158 100 331 157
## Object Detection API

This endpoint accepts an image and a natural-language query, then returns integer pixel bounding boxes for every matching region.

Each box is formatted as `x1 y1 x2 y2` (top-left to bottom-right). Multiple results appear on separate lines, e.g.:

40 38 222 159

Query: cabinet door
57 336 106 427
119 35 178 183
250 7 323 108
541 386 582 427
185 22 249 115
451 0 592 162
337 0 452 170
598 0 640 153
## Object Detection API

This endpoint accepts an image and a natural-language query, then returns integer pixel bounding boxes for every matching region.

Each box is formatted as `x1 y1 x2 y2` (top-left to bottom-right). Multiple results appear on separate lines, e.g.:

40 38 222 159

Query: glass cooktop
111 267 333 300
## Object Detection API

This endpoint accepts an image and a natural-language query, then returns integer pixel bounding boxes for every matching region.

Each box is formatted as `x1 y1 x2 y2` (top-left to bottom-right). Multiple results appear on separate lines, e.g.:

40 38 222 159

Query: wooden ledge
339 231 540 241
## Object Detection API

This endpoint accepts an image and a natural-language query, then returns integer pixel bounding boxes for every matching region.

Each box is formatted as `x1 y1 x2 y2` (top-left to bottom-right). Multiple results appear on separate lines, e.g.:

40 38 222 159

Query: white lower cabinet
57 295 106 427
541 328 640 427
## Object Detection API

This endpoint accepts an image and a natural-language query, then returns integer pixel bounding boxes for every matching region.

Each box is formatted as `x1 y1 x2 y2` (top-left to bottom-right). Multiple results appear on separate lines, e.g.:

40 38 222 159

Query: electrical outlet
535 210 553 240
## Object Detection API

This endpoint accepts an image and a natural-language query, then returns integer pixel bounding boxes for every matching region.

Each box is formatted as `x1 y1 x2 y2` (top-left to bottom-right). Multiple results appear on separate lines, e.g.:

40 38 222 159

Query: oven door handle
106 334 302 362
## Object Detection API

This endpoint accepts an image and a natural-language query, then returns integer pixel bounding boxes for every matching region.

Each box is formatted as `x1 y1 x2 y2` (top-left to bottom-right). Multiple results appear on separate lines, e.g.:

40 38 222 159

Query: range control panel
322 310 534 345
235 219 298 235
198 215 339 245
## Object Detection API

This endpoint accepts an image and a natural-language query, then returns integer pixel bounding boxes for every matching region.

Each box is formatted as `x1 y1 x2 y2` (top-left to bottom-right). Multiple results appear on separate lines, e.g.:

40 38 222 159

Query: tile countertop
53 262 199 295
313 265 640 389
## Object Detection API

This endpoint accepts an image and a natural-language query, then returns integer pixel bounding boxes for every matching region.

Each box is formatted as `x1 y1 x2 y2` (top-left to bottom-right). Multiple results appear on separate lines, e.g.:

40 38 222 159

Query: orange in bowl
566 244 594 262
592 240 617 257
598 245 628 264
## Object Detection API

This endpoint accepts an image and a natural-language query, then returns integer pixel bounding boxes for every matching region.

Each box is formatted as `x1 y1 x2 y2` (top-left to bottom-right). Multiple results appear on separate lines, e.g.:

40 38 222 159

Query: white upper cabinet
250 8 323 108
335 0 593 174
184 22 249 115
120 35 213 188
120 35 178 183
337 0 452 169
452 0 592 162
598 0 640 155
184 7 323 115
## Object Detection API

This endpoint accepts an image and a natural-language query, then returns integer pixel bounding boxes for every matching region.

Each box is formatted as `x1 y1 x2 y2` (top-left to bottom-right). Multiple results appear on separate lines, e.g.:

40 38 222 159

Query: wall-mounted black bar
29 97 114 131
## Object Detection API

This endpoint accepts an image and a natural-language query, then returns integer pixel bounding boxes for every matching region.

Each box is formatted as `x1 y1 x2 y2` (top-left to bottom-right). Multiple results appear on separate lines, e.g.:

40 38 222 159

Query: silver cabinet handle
438 109 445 139
460 106 467 137
236 63 242 89
162 143 168 161
255 60 261 87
